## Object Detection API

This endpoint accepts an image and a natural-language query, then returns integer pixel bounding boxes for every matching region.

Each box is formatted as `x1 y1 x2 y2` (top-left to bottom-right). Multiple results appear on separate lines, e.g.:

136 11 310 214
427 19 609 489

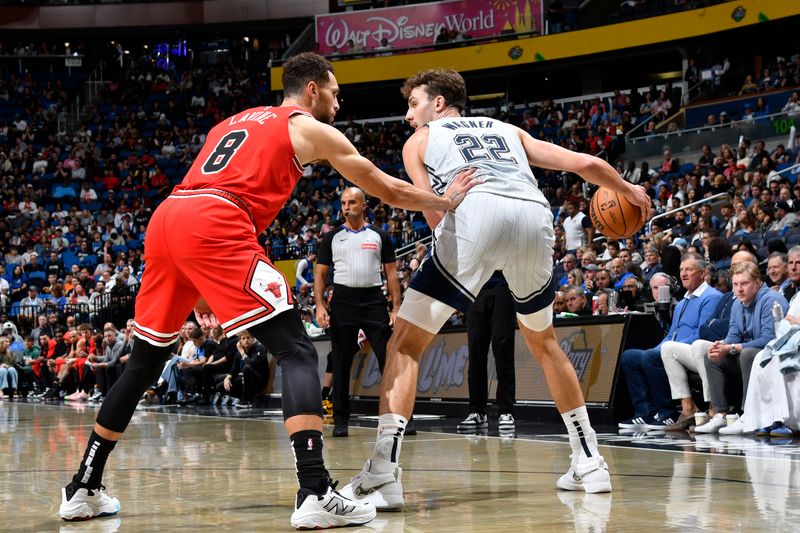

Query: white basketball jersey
424 117 550 207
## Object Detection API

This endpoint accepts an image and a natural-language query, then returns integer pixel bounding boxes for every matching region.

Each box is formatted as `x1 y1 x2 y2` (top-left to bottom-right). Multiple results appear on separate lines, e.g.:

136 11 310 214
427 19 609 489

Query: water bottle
608 290 618 312
772 300 784 331
657 285 671 304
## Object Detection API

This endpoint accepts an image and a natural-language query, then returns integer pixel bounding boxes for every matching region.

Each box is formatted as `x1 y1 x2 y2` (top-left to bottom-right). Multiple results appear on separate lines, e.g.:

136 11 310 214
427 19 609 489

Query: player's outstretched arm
290 115 477 212
515 126 650 213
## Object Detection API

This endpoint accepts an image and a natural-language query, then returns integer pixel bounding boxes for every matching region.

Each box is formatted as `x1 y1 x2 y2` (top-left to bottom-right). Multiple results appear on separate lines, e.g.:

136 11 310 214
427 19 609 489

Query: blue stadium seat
787 230 800 246
61 251 79 269
126 239 142 250
80 255 98 268
112 245 128 255
763 230 784 242
27 271 47 285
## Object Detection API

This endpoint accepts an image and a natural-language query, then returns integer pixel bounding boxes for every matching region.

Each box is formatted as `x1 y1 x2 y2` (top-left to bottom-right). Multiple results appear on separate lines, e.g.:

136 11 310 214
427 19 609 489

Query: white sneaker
719 417 745 435
89 390 103 403
694 413 727 434
65 390 83 401
290 485 375 530
59 485 121 521
498 413 515 431
338 460 404 511
457 412 488 430
557 456 612 494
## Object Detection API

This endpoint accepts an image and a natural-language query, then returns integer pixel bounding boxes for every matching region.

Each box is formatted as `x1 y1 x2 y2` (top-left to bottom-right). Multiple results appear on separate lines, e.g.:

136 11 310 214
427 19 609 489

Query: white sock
562 406 599 462
370 413 407 473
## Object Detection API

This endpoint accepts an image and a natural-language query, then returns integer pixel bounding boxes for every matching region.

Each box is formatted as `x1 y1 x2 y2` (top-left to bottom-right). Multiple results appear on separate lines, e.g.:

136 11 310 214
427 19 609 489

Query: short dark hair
282 53 334 97
401 69 467 112
706 237 732 263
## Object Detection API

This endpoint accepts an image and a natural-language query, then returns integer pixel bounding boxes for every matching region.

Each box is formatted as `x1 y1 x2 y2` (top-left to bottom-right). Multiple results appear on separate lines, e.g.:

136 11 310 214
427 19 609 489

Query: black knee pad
96 338 173 433
249 309 322 420
279 339 322 419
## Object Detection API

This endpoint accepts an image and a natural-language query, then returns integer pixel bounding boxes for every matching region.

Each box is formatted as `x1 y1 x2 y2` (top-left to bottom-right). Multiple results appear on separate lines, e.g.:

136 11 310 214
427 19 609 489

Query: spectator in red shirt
102 169 120 191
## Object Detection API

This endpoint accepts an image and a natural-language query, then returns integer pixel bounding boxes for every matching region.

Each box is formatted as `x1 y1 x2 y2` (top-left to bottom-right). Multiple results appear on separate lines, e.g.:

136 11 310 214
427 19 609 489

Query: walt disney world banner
315 0 543 56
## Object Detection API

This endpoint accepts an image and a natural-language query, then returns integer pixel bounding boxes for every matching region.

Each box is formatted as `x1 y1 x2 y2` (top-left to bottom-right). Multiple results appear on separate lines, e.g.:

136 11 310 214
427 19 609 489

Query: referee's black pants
467 284 516 415
329 285 390 425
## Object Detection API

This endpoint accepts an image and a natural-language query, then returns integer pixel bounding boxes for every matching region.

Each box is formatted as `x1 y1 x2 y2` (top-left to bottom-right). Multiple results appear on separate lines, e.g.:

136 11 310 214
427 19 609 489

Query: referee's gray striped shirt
316 225 396 288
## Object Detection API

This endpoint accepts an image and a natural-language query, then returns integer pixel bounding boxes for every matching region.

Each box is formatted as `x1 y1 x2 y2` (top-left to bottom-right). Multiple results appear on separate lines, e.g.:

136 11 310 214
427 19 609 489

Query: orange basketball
589 187 645 240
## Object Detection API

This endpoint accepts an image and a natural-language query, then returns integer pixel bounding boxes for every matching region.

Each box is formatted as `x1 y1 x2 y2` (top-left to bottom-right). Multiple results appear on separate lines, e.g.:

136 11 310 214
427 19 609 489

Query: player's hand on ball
627 184 652 222
448 167 482 209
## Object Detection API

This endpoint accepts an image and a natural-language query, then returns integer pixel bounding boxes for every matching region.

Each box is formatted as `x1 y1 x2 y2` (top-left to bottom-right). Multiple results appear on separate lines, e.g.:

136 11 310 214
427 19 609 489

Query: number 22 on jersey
454 133 518 164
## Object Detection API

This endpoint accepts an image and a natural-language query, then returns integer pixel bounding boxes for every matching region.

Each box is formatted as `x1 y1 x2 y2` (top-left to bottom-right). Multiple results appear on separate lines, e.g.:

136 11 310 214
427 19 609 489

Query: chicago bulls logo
245 257 295 313
264 281 282 298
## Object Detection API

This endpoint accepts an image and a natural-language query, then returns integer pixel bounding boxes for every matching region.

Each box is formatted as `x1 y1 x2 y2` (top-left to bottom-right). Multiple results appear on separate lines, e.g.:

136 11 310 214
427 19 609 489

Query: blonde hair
729 261 761 281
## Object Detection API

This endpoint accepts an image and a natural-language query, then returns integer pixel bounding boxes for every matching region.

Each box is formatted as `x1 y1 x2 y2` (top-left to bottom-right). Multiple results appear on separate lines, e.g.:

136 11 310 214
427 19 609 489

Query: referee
315 187 400 437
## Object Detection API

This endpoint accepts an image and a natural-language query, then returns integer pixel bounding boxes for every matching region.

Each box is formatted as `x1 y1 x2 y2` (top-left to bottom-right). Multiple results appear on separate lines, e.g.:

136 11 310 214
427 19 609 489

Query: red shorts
133 189 295 347
75 357 87 381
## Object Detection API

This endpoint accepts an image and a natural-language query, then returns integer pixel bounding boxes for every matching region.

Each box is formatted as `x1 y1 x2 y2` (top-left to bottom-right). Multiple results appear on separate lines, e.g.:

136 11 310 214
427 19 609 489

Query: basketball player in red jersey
58 53 478 530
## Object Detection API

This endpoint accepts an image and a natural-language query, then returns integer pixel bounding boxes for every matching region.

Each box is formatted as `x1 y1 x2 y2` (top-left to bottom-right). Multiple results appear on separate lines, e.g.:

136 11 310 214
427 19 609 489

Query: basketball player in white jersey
340 69 651 509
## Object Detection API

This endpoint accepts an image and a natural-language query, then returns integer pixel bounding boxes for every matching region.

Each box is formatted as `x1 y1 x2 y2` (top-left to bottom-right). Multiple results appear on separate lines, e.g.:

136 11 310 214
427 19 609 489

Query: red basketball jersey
174 105 311 232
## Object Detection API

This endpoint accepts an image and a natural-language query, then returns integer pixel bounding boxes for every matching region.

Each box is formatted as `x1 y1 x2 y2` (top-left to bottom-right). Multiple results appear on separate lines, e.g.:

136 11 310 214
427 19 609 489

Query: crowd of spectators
673 49 800 131
1 36 800 431
612 0 728 24
542 131 800 437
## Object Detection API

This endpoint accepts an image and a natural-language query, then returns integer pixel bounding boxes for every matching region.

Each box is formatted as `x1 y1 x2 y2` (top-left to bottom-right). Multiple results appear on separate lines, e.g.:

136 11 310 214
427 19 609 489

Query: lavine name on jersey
228 109 278 126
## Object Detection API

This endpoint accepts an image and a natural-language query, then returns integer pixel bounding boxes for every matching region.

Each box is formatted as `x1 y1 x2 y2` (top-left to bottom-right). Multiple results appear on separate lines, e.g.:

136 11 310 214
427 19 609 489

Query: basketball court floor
2 400 799 532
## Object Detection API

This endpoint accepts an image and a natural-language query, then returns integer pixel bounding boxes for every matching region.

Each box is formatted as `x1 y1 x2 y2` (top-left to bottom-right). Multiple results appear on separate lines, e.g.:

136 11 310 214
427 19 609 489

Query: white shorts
399 192 555 333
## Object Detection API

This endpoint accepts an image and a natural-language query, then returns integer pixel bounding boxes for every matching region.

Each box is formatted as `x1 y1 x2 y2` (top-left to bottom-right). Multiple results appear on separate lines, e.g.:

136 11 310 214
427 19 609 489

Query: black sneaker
618 415 654 429
498 413 515 431
333 424 349 437
42 387 59 400
756 421 784 436
644 413 678 430
457 413 488 431
405 417 417 436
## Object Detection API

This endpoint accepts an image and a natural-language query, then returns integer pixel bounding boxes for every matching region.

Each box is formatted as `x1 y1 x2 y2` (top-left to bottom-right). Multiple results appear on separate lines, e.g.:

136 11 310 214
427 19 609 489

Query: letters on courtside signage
326 321 626 404
315 0 543 56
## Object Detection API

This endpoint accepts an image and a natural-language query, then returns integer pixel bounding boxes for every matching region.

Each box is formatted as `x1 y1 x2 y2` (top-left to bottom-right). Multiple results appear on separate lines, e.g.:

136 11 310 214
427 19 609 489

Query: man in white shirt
0 277 9 308
18 196 37 217
562 200 591 252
